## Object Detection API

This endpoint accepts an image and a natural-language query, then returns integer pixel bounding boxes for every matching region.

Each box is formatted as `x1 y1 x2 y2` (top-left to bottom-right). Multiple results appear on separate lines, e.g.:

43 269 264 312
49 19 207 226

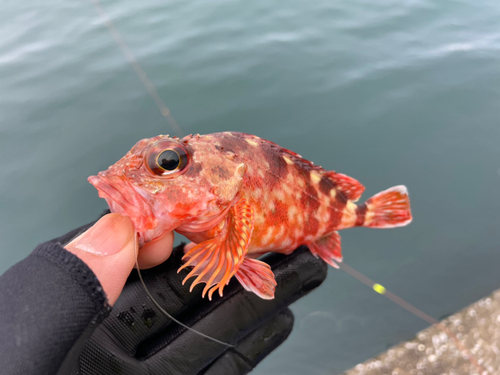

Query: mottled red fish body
89 132 412 299
211 132 350 255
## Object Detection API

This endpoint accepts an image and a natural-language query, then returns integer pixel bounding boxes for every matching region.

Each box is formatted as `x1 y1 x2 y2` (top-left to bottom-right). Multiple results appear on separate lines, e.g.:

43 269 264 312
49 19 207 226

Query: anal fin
307 231 342 268
235 257 277 300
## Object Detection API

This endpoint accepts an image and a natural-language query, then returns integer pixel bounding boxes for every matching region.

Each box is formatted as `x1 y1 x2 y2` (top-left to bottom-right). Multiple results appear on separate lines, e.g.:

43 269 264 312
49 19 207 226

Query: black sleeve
0 224 109 375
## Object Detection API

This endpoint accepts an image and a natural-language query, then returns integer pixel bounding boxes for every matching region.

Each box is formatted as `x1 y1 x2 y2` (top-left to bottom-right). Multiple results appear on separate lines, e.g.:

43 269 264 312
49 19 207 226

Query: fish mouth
88 174 157 232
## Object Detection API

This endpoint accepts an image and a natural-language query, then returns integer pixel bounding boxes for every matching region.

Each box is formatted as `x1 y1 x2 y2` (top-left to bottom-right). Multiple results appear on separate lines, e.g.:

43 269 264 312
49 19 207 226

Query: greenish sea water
2 0 500 373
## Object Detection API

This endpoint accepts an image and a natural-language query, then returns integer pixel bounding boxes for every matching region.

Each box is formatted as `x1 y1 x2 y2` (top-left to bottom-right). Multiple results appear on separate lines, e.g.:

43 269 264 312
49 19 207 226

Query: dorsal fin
325 171 365 201
248 133 364 201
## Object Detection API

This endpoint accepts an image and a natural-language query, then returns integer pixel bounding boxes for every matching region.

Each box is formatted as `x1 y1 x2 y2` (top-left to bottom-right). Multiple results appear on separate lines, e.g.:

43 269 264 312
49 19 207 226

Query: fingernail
72 214 135 256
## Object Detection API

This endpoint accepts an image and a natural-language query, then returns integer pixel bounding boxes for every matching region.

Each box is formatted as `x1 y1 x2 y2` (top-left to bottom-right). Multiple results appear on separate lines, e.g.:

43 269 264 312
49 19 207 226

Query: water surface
2 0 500 373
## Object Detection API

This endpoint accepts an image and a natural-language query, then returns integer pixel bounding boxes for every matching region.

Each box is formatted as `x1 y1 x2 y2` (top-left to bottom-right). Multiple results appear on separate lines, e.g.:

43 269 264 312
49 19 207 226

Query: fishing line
91 0 232 347
90 0 489 369
339 262 489 374
133 233 234 347
90 0 183 137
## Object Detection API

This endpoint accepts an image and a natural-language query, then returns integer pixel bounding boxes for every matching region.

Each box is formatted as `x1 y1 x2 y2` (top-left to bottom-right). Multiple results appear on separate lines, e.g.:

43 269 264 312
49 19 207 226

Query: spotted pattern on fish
89 131 412 300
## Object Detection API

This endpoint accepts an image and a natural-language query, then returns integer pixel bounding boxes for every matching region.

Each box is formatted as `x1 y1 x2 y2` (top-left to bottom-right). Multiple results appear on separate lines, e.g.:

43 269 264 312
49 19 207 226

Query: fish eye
157 149 180 171
147 140 190 177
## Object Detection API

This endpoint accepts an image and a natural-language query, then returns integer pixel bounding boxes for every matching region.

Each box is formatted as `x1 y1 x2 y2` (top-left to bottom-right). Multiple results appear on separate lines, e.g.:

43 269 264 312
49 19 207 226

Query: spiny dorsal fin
242 133 364 201
325 171 365 201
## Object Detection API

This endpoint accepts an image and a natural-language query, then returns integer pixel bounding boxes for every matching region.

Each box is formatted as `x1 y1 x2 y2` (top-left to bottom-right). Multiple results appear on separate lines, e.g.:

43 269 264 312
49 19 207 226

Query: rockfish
89 132 412 300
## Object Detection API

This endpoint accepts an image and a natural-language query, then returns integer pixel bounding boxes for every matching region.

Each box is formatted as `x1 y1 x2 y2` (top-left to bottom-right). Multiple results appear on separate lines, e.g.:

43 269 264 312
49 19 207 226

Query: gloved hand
0 212 327 375
69 244 327 375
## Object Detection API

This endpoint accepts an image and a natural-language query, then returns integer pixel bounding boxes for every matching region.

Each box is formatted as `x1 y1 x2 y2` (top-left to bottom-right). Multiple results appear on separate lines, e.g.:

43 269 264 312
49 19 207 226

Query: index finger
136 231 174 269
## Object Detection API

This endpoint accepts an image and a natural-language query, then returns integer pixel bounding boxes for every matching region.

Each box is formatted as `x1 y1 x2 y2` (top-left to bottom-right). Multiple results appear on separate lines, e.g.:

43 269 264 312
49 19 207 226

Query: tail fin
361 185 412 228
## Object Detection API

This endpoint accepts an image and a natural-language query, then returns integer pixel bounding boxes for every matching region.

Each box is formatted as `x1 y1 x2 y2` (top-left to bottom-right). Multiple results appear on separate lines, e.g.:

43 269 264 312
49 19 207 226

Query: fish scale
89 131 412 300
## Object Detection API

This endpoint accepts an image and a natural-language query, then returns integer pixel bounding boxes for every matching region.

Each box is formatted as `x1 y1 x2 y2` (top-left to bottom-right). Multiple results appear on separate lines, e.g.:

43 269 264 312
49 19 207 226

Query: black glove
0 216 327 375
69 244 327 375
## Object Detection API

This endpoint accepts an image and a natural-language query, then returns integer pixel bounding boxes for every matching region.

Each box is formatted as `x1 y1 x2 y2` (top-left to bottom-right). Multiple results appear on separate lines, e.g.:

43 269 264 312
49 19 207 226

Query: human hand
64 213 175 305
2 213 327 375
60 213 328 374
69 245 328 375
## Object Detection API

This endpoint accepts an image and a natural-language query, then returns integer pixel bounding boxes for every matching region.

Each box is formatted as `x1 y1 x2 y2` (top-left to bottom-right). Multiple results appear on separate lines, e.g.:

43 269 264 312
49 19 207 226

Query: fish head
88 134 247 242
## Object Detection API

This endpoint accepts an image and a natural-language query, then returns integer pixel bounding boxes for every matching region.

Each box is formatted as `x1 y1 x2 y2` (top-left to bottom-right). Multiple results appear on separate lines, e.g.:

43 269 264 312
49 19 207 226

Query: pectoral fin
307 231 342 268
178 198 254 300
235 257 277 299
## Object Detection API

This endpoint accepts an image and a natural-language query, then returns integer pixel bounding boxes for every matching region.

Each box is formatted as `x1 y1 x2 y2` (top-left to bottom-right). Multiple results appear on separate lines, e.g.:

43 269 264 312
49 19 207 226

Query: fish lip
88 174 156 232
88 175 128 211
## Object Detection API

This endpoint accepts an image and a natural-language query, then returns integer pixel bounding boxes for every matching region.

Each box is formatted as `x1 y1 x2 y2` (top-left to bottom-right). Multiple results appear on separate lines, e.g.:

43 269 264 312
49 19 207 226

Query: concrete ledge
343 289 500 375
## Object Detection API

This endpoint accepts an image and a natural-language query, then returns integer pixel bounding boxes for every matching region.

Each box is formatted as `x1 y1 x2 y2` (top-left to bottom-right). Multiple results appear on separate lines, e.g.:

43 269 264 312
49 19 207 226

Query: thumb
65 213 136 305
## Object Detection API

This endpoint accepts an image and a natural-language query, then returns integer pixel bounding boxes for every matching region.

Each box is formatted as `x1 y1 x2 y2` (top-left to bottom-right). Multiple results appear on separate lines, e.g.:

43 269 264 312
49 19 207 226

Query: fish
89 132 412 300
